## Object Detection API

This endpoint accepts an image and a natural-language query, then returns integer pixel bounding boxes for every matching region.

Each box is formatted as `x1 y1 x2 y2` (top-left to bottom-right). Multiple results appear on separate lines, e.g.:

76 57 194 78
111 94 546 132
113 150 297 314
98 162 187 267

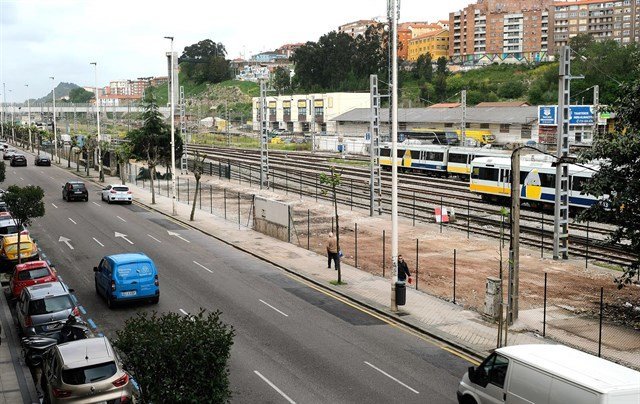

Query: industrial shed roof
331 107 539 125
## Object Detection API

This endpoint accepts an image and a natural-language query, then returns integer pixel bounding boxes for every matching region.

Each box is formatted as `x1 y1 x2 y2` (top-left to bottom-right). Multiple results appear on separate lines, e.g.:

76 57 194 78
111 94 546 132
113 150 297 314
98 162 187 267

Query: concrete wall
253 196 293 242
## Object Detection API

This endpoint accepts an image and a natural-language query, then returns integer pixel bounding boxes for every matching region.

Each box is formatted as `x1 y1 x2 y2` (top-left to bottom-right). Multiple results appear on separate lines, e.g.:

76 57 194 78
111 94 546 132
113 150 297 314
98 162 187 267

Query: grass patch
329 280 347 286
328 158 369 167
191 133 311 151
592 261 626 273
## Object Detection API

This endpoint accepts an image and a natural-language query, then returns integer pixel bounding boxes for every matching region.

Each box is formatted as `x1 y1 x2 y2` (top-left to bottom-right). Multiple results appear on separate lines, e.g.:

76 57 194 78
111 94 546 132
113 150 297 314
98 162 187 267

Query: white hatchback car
101 184 133 204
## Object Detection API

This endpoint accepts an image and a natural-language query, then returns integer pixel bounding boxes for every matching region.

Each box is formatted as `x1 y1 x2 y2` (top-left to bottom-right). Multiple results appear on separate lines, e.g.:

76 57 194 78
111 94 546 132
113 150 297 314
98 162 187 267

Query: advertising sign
538 105 597 126
538 106 556 126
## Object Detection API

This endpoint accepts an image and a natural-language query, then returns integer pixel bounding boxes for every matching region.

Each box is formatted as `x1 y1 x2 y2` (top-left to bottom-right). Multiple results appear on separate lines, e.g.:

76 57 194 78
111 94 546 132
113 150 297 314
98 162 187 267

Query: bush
115 310 235 403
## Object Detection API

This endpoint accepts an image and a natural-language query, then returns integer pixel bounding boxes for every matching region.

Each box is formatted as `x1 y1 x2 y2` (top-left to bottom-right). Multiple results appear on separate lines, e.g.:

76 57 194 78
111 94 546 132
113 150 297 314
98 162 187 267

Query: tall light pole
50 76 58 163
164 36 177 215
1 82 5 140
390 0 399 312
91 62 103 181
9 89 15 143
25 84 32 151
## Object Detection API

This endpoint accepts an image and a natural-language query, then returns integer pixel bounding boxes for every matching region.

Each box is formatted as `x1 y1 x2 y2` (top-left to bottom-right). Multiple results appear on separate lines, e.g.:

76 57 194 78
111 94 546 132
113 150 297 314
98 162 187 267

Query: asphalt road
5 153 471 403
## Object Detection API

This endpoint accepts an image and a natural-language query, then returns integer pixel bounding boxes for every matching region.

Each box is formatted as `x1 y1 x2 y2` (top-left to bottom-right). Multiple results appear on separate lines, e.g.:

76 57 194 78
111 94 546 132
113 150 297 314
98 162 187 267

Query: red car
10 261 58 299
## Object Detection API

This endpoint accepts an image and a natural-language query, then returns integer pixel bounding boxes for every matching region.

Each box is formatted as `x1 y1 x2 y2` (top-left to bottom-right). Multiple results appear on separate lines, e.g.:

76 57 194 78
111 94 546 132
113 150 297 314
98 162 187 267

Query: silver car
16 282 77 337
41 336 136 403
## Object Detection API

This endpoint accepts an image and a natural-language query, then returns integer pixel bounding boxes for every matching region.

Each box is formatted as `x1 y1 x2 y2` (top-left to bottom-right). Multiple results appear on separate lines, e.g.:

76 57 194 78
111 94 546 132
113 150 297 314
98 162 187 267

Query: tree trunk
190 176 200 221
16 230 22 265
333 181 341 284
150 164 156 204
120 161 126 185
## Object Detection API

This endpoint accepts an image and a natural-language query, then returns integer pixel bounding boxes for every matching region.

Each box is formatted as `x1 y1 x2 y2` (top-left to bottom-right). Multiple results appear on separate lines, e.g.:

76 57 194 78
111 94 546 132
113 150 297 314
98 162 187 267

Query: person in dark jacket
397 255 411 282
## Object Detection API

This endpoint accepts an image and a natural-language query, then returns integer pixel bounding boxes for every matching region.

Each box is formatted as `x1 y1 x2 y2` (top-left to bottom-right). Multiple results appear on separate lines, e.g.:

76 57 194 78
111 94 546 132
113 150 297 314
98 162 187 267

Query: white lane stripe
40 171 44 174
20 177 24 181
68 218 77 225
51 203 58 209
92 202 100 206
93 238 104 247
259 300 289 317
254 371 296 404
147 234 161 243
179 309 189 316
364 361 419 394
49 176 54 180
116 216 126 223
192 261 213 273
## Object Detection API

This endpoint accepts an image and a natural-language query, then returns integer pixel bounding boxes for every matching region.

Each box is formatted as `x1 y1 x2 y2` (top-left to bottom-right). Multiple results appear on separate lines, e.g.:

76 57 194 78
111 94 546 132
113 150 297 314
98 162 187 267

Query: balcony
298 114 307 122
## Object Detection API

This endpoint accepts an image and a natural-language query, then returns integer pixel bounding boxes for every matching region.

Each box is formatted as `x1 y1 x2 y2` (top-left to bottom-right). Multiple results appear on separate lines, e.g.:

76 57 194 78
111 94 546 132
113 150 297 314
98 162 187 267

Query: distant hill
35 82 81 103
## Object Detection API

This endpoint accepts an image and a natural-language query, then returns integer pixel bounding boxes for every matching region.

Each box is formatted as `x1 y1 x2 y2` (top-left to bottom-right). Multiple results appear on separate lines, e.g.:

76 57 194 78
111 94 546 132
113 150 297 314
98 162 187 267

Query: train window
572 176 588 192
539 173 556 188
471 167 480 179
397 149 405 158
449 153 467 164
478 167 500 181
380 148 391 157
427 152 444 161
411 150 421 159
502 170 511 183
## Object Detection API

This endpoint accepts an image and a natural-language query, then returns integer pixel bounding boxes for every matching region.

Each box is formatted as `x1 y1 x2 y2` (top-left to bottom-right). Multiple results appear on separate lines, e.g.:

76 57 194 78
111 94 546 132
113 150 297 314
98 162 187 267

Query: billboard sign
538 106 556 126
538 105 597 126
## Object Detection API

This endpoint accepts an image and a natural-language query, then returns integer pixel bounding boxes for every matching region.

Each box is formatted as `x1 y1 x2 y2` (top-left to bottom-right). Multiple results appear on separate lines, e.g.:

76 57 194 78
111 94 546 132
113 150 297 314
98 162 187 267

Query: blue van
93 253 159 308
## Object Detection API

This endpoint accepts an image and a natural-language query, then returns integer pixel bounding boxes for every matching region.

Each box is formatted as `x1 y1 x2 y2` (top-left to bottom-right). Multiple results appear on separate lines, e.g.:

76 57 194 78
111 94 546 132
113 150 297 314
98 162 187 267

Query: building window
444 122 454 128
521 124 532 139
500 124 510 133
480 123 490 129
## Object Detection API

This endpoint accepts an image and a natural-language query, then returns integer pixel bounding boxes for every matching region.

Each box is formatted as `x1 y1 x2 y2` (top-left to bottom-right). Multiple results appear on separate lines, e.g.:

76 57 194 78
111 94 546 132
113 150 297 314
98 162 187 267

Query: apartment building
338 20 378 38
408 29 450 61
398 22 444 59
449 0 552 65
549 0 640 52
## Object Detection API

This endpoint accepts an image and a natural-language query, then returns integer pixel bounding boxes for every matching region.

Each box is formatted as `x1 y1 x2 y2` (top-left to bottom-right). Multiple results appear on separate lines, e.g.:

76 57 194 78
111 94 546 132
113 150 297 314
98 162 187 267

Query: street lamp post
91 62 103 182
25 84 32 151
390 0 399 312
164 36 177 216
50 77 58 163
9 89 15 143
1 82 5 140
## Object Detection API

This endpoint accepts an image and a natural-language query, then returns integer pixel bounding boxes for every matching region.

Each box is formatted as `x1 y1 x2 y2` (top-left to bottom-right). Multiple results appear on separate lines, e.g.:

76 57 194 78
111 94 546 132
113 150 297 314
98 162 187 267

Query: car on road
41 337 136 403
101 184 133 204
34 155 51 166
0 234 39 273
10 260 58 299
94 253 159 308
2 148 16 160
10 154 27 166
16 281 78 337
0 217 28 239
62 181 88 202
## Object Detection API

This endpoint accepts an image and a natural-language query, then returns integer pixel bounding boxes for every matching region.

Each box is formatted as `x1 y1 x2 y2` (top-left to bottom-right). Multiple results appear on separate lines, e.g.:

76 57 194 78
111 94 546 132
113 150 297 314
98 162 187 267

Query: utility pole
50 77 58 163
508 148 521 325
25 84 32 151
164 36 177 216
369 74 382 217
461 90 467 146
1 83 5 140
226 100 230 146
390 0 399 312
9 90 15 143
91 62 103 182
554 46 571 260
592 85 599 141
259 79 269 189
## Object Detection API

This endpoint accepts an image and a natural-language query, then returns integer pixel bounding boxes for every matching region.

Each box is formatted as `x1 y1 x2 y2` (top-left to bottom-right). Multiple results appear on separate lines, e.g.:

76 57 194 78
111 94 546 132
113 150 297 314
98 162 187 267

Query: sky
0 0 470 102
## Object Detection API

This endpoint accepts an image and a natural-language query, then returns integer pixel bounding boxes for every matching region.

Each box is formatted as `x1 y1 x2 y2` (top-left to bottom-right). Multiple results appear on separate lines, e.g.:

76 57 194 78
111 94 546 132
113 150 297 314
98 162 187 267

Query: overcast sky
0 0 470 102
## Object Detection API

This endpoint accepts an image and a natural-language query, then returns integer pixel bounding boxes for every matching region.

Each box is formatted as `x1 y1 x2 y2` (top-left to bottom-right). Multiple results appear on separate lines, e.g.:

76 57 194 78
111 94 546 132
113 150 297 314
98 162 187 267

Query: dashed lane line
364 361 419 395
93 238 104 247
259 299 289 317
192 261 213 273
147 234 161 243
68 218 77 225
254 371 296 404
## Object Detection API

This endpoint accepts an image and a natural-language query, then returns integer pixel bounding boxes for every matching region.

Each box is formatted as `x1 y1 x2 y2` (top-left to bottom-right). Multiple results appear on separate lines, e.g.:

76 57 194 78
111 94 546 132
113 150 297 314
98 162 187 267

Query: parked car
10 154 27 167
2 148 16 160
41 337 136 403
0 234 39 273
10 260 58 300
0 217 28 239
94 253 159 308
16 281 78 337
62 181 88 202
101 184 133 204
34 155 51 166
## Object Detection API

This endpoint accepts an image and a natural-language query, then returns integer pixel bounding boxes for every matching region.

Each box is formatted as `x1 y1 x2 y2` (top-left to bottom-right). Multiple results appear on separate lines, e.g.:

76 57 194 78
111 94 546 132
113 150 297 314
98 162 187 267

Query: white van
60 134 72 145
457 344 640 404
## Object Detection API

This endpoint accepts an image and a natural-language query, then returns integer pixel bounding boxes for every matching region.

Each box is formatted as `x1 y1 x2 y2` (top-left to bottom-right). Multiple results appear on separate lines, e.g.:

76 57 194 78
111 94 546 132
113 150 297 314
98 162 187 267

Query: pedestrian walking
397 255 411 283
326 232 340 271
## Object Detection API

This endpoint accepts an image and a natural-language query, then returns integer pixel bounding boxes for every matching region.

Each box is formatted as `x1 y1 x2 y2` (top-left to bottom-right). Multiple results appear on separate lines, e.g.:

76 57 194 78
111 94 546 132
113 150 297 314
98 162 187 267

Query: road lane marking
68 218 77 225
58 236 74 250
179 309 189 316
87 319 97 329
92 202 100 207
364 362 419 394
51 203 58 209
93 238 104 247
168 230 190 243
49 176 54 180
117 216 126 222
20 177 24 181
254 371 296 404
192 260 213 273
259 300 289 317
40 171 44 174
114 232 134 245
79 306 87 315
147 234 161 243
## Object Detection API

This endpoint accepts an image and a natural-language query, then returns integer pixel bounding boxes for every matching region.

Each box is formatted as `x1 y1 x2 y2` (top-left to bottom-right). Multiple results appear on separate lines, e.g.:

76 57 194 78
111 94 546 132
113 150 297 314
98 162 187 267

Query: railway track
184 144 632 267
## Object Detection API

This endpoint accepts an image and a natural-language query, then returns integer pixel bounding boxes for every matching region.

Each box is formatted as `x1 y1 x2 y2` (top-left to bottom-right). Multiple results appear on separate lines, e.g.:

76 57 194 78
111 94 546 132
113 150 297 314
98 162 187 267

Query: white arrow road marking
364 362 419 394
147 234 161 243
92 238 104 247
259 300 289 317
114 232 134 245
40 171 44 174
192 261 213 273
68 218 77 225
51 203 58 209
168 231 190 243
92 202 100 207
49 176 54 180
117 216 126 223
179 309 189 316
58 236 74 250
254 371 296 404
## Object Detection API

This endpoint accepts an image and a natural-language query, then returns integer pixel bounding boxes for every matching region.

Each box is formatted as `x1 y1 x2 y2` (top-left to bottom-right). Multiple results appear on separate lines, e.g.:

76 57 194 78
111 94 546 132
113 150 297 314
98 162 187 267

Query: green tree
413 53 433 82
320 167 344 284
0 160 5 182
68 87 95 103
112 142 133 185
115 310 234 403
272 67 291 95
190 151 207 221
3 185 45 264
497 80 526 99
578 72 640 288
180 39 230 84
